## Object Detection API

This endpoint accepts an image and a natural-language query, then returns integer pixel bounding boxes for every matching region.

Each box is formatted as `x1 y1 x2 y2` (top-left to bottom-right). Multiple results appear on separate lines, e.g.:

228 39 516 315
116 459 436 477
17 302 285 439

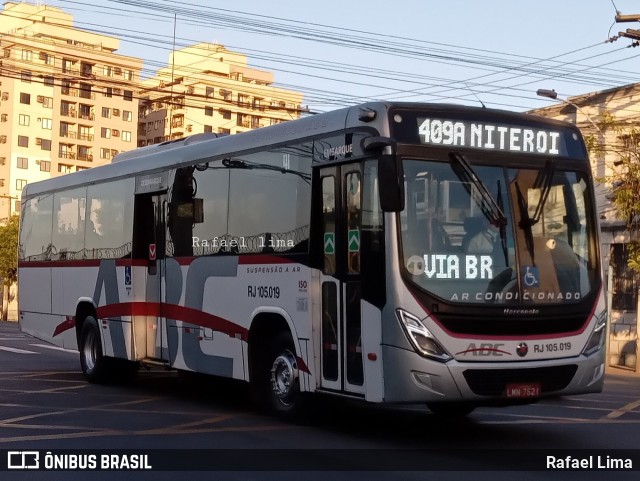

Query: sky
34 0 640 113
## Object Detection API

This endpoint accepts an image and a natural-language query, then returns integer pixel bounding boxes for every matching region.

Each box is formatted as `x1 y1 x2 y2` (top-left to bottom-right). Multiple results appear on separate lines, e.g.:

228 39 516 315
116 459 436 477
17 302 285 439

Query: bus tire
427 402 475 418
266 332 307 419
79 317 109 384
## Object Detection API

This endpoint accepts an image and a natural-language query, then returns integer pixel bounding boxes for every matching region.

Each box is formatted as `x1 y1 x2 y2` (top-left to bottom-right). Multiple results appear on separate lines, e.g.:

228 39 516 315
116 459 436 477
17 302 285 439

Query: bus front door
132 193 169 362
319 165 365 395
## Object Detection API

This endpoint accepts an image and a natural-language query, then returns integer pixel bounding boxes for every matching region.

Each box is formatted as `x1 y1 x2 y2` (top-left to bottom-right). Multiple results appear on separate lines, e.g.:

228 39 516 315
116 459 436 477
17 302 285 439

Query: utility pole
611 11 640 43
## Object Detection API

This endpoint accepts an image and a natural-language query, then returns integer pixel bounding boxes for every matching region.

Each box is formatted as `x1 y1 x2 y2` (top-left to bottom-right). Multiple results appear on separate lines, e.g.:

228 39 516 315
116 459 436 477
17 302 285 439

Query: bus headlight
396 309 451 362
582 310 607 357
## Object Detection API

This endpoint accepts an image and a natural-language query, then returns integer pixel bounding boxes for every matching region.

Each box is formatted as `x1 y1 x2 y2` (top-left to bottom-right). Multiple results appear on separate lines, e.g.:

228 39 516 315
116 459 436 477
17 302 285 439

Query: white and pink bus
18 102 606 417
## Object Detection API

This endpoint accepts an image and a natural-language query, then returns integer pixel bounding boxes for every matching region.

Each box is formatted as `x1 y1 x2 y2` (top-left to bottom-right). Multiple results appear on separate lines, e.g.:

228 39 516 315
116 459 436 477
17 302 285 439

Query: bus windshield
400 157 597 305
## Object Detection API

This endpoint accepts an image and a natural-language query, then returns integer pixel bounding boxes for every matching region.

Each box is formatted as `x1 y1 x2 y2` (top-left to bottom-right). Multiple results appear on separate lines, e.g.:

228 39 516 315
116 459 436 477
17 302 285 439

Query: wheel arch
247 307 299 383
74 297 98 347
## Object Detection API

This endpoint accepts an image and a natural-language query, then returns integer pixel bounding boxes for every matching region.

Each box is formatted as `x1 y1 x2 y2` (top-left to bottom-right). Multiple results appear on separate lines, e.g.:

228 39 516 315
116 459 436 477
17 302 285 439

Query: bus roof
21 101 580 200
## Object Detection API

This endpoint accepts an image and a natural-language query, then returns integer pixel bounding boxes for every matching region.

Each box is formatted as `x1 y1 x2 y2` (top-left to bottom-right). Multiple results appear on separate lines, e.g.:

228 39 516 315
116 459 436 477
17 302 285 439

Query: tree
0 215 19 321
588 113 640 270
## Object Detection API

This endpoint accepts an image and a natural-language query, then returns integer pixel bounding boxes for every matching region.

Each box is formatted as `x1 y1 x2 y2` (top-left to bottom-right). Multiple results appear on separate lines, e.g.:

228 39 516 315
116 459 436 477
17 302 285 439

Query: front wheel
267 332 307 418
427 402 476 418
79 317 109 383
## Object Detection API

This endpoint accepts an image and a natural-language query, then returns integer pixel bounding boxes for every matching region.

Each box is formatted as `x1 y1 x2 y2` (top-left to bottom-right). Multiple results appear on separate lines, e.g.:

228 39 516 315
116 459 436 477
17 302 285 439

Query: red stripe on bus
53 316 76 337
19 259 148 268
20 256 295 268
239 255 295 264
93 302 250 342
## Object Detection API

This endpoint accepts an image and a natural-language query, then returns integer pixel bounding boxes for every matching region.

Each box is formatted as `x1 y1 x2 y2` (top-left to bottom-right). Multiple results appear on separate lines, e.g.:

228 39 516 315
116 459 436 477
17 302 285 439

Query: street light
536 89 603 136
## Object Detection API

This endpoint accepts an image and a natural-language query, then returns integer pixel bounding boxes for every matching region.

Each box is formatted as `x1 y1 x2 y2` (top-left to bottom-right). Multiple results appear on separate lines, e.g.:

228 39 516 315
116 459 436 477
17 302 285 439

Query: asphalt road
1 320 640 481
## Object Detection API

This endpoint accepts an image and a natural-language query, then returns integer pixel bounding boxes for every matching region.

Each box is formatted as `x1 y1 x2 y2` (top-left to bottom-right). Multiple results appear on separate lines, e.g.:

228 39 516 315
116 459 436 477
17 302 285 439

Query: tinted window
227 144 312 253
168 165 230 257
19 195 53 261
52 187 87 260
85 179 134 258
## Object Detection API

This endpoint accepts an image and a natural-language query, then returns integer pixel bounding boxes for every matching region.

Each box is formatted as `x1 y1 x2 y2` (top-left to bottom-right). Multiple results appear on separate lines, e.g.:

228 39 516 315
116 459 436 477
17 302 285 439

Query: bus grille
436 314 587 336
462 365 578 396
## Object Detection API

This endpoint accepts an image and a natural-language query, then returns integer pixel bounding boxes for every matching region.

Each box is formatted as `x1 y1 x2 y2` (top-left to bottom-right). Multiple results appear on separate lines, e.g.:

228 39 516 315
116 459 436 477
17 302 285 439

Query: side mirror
362 136 404 213
378 154 405 212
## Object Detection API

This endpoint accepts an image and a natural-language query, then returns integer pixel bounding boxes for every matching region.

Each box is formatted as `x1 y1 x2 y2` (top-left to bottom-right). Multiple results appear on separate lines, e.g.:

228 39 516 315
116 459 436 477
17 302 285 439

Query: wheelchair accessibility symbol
523 266 539 287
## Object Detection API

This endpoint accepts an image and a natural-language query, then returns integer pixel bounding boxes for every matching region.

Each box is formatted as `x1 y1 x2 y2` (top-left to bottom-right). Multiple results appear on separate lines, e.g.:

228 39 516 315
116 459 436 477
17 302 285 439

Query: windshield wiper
530 160 555 225
515 181 535 265
449 152 507 227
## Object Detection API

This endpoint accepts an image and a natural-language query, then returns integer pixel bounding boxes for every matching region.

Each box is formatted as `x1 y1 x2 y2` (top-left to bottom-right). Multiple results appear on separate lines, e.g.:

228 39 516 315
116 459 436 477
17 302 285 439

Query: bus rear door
132 173 170 363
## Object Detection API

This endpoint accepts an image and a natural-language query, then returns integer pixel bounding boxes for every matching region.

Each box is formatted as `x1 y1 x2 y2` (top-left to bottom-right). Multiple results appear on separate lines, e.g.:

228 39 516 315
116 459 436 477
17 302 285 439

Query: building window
104 87 112 97
220 89 232 101
102 107 111 118
219 109 231 119
101 127 111 139
122 110 132 121
58 163 73 173
44 76 54 86
204 125 212 133
206 86 214 97
41 118 52 130
218 128 230 136
19 114 30 126
40 160 51 172
14 200 21 213
122 131 131 142
21 49 32 61
100 148 111 159
41 139 52 151
42 97 53 108
611 244 638 310
103 65 113 77
238 94 249 106
20 93 31 105
17 157 28 169
21 71 31 83
124 69 133 81
79 83 92 99
18 135 29 147
16 179 27 191
205 106 213 116
123 90 133 101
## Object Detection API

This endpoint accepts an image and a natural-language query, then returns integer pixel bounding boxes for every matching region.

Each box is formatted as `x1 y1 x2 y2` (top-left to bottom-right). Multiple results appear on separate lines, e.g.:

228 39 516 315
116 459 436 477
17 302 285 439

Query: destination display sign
417 118 562 155
388 109 587 159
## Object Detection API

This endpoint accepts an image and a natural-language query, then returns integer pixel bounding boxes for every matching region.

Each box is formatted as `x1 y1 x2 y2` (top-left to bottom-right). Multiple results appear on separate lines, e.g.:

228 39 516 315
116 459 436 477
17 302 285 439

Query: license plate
506 383 541 398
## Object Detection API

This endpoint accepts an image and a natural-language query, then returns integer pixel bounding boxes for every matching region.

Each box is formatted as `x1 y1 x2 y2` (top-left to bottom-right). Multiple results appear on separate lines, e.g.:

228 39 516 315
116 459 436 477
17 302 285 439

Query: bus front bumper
381 344 605 404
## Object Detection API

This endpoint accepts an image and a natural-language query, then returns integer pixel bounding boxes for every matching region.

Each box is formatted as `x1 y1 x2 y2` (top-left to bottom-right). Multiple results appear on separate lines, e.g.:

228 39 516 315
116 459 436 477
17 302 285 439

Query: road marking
0 346 37 355
604 397 640 419
30 343 78 353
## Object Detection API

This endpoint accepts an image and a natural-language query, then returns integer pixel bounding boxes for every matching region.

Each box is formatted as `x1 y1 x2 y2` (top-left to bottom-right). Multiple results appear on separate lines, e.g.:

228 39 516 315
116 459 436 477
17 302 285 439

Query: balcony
59 151 76 160
61 88 78 97
78 134 94 142
77 154 93 162
61 110 77 118
78 113 95 121
60 131 77 139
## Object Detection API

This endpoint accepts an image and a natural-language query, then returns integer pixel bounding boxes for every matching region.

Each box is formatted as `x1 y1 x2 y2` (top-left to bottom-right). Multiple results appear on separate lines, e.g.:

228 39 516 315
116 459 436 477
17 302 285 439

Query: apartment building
0 2 143 221
138 43 304 144
530 82 640 369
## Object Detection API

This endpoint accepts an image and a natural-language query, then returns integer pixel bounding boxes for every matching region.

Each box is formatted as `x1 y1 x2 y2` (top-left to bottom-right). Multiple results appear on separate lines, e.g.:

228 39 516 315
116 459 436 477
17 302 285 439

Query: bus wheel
267 332 305 418
427 402 476 418
79 317 108 384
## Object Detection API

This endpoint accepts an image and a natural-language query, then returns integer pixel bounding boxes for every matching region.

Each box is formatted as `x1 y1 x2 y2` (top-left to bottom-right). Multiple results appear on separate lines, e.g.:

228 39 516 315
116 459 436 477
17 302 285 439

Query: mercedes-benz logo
516 342 529 357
